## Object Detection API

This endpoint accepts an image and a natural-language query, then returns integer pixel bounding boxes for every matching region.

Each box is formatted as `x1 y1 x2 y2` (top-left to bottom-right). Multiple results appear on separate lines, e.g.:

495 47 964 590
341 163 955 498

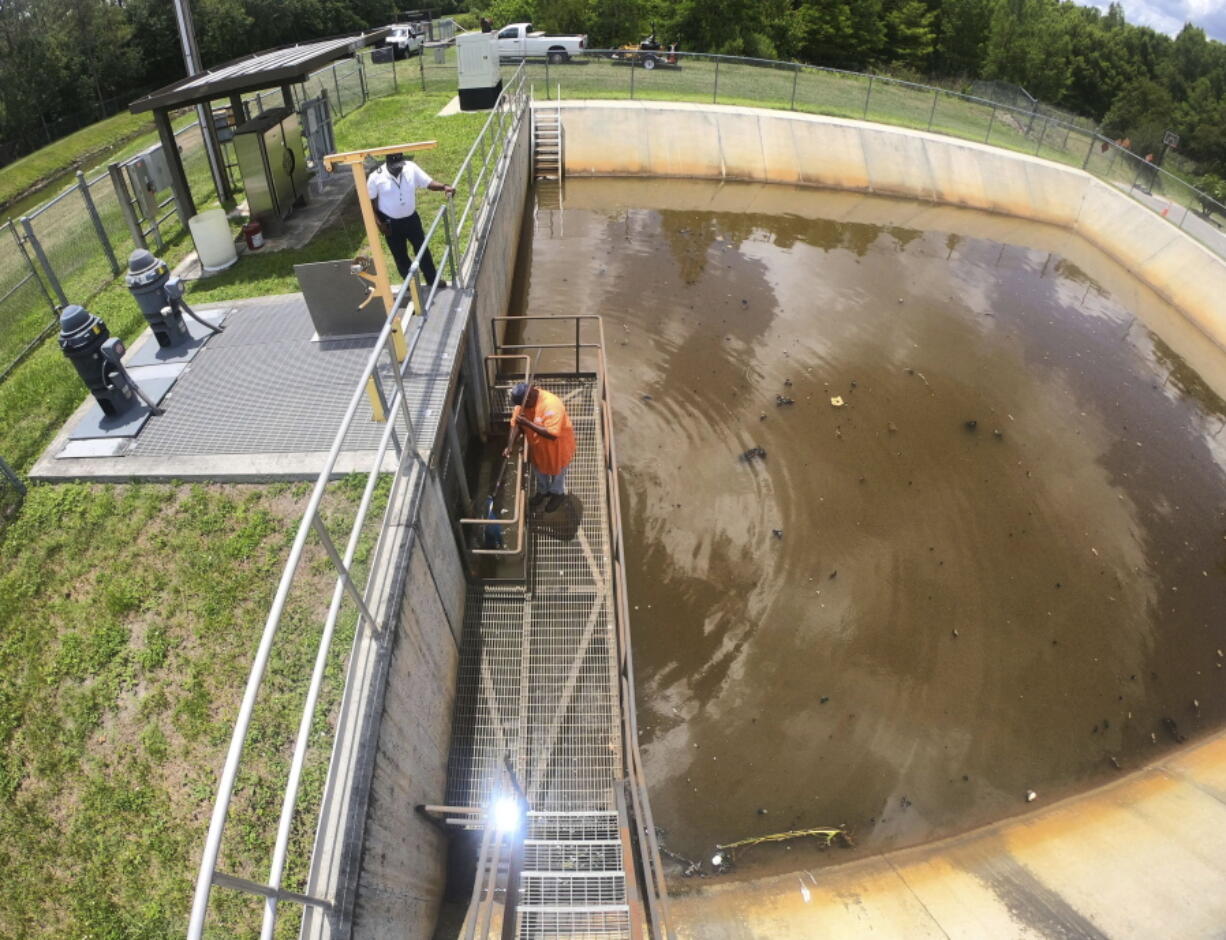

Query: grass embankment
0 89 482 938
0 112 155 215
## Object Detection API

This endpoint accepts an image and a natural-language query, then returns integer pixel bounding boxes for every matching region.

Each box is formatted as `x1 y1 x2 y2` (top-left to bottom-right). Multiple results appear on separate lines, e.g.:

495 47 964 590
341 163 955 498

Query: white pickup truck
494 23 587 63
385 24 423 59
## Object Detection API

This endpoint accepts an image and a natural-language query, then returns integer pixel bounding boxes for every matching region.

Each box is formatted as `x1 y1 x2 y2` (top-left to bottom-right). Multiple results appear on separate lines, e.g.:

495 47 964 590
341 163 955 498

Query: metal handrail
186 65 531 939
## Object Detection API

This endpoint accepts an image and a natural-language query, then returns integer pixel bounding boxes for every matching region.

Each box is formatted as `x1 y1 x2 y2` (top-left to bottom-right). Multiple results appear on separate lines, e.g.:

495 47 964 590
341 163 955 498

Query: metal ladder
533 99 564 212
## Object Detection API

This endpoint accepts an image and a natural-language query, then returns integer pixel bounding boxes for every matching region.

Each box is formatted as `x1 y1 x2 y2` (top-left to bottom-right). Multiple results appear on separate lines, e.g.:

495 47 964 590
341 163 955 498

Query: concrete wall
347 108 531 937
558 100 1226 355
352 470 465 937
471 115 532 368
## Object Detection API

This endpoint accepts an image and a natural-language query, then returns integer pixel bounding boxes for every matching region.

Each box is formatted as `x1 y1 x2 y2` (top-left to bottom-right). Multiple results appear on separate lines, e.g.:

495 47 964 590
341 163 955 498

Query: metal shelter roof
129 30 387 114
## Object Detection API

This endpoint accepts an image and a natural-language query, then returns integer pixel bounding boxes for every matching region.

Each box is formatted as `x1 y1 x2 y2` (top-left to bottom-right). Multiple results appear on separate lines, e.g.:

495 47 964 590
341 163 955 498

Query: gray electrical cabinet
126 144 174 220
234 107 309 235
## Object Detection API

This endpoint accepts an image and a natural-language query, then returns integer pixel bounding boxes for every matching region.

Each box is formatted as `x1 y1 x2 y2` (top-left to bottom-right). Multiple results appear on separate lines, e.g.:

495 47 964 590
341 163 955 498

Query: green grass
0 86 484 938
0 112 155 214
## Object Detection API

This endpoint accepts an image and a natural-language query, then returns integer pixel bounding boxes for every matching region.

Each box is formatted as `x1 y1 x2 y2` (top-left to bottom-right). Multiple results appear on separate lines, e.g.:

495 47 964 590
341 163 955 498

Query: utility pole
171 0 233 204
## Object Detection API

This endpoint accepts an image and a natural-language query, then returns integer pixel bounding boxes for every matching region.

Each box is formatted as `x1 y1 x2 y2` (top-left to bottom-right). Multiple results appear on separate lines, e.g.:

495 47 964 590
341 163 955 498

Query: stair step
516 904 630 913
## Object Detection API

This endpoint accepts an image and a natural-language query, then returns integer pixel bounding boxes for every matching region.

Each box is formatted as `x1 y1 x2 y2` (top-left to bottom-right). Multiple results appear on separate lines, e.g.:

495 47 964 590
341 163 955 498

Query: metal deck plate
130 291 463 458
67 374 178 440
124 308 231 367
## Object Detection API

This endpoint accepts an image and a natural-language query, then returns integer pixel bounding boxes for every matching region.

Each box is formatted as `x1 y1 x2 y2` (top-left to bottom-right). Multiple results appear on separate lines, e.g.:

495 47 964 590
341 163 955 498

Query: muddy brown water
511 178 1226 882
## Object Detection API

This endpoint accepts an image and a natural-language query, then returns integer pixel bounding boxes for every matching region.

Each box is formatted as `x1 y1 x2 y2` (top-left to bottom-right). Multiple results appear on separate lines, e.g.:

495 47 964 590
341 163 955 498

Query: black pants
384 212 440 284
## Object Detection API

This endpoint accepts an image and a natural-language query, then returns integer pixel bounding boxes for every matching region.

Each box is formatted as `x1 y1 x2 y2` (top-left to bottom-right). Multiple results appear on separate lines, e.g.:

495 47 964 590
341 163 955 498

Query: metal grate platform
131 292 464 459
446 377 622 814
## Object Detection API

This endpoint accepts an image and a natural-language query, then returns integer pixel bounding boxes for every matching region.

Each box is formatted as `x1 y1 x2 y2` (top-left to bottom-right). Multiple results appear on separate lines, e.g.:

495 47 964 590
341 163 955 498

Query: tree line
483 0 1226 179
3 0 1225 187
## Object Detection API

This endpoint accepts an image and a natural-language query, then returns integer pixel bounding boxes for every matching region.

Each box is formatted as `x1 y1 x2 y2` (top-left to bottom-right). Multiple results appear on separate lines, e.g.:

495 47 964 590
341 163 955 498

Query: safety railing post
391 50 398 92
1035 117 1049 155
1083 133 1097 170
19 216 66 306
790 64 799 110
927 89 939 132
332 65 344 117
419 45 426 91
984 104 996 143
10 218 58 315
443 200 460 286
713 57 720 104
77 171 119 276
0 456 25 496
863 75 873 118
629 56 635 99
108 163 146 252
358 54 368 106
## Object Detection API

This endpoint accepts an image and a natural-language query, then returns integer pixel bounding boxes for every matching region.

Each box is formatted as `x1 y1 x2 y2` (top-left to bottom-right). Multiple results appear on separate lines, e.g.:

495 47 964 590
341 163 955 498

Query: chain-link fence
0 454 24 523
517 50 1226 260
9 26 1224 386
0 220 58 382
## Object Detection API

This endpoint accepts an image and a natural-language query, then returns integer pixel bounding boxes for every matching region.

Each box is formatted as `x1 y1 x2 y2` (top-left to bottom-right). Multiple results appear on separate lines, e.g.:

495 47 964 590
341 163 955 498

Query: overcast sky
1081 1 1226 43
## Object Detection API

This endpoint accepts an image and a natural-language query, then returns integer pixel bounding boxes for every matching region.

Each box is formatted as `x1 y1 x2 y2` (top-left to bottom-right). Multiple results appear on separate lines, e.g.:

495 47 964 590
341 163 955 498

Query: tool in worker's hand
482 449 515 550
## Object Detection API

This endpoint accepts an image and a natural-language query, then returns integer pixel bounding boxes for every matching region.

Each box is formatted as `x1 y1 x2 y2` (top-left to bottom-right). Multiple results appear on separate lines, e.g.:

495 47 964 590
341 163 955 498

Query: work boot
545 493 566 513
530 492 549 511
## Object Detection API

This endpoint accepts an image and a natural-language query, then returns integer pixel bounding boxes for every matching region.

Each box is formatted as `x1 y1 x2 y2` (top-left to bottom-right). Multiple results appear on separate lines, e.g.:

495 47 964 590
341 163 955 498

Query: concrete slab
57 438 133 459
30 287 473 482
124 308 230 367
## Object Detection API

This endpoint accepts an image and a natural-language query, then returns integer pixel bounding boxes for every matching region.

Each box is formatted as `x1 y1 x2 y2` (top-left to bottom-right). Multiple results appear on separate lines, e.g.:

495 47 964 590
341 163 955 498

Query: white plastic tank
188 208 239 273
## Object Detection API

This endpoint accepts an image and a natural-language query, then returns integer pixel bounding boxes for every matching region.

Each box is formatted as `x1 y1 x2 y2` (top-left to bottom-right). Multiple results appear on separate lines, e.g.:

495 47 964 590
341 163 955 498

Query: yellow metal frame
323 141 438 422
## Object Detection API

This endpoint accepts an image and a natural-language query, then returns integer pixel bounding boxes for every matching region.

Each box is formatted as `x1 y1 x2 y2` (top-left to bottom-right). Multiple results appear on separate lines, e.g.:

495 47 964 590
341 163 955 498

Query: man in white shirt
366 152 456 288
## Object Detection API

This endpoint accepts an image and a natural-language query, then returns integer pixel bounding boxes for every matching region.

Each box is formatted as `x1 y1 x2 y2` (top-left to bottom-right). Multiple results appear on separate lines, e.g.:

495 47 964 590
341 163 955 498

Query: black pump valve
58 304 163 417
125 249 223 348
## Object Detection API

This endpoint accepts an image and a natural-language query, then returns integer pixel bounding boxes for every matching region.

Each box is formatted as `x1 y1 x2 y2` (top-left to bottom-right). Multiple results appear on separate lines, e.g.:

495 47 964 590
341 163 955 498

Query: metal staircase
518 811 632 936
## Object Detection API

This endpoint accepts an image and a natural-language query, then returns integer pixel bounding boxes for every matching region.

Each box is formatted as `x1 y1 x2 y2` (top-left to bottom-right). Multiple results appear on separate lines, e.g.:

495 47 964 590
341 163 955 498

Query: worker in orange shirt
504 382 576 512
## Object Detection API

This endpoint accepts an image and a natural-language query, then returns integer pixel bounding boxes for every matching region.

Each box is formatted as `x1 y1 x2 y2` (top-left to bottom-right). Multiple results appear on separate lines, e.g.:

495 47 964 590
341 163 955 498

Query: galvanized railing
185 63 529 940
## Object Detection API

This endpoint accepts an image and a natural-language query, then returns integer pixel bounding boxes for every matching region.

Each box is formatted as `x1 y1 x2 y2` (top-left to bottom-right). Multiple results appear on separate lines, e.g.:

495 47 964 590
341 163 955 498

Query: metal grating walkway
130 290 465 459
447 376 622 811
446 376 630 938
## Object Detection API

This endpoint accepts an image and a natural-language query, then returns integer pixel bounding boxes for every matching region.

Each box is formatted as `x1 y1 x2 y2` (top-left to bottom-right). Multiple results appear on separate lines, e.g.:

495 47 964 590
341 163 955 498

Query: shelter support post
153 108 198 221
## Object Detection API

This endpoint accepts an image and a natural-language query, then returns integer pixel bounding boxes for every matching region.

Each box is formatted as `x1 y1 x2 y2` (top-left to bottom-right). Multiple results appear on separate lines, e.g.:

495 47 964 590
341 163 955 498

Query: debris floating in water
776 395 795 406
740 446 767 462
1025 789 1037 802
830 396 845 407
715 826 852 856
771 529 784 539
965 420 978 431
